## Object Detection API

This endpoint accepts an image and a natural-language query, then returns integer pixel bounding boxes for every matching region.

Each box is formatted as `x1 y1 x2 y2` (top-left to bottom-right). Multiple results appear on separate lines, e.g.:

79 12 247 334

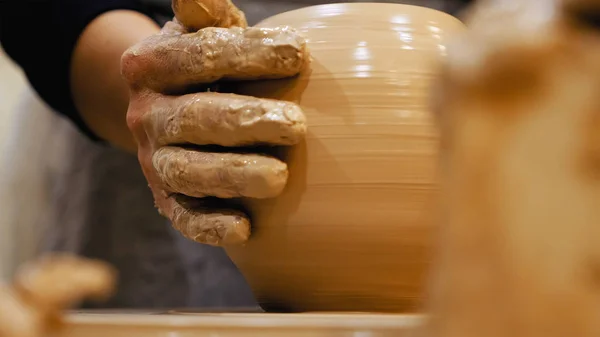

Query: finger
173 0 248 31
153 146 288 199
121 26 308 92
167 195 251 246
145 92 306 147
138 147 251 247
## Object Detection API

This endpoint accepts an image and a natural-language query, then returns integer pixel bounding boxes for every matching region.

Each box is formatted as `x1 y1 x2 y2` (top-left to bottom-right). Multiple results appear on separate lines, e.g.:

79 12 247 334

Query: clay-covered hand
122 0 309 246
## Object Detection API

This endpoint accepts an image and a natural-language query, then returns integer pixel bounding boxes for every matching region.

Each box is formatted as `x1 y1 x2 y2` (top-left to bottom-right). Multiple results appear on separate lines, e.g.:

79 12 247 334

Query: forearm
71 10 160 153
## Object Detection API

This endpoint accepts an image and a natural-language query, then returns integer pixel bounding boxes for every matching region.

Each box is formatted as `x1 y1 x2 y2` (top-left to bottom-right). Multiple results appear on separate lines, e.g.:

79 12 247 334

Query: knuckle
126 101 150 134
125 108 141 132
126 92 159 135
120 45 144 85
120 36 162 86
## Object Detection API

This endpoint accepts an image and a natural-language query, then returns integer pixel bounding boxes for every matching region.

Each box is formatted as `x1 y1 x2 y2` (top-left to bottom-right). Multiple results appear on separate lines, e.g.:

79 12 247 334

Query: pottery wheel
63 311 424 337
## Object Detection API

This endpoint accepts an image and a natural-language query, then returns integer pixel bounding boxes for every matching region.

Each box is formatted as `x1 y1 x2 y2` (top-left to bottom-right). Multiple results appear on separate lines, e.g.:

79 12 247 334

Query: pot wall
229 3 465 312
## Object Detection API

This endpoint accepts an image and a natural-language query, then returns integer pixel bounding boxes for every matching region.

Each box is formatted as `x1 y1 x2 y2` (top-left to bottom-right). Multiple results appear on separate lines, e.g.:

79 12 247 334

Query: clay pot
229 3 464 313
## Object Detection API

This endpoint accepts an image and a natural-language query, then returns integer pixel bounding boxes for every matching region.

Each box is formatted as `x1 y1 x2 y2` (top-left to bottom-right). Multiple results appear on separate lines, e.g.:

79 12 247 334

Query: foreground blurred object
225 3 465 312
0 255 116 337
426 0 600 336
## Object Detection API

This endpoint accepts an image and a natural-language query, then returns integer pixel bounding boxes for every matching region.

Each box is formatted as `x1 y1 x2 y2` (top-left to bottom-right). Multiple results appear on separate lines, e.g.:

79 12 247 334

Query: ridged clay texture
230 3 465 312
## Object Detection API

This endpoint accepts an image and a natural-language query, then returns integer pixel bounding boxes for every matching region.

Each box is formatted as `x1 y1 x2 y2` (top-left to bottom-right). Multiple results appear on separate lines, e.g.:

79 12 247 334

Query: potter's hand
0 255 115 337
121 0 309 246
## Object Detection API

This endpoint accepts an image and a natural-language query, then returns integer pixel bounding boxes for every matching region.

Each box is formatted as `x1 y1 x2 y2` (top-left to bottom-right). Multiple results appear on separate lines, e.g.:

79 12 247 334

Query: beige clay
227 3 465 312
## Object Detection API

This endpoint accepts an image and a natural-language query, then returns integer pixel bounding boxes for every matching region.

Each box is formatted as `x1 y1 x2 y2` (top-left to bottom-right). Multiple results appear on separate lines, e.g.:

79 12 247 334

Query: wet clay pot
229 3 465 313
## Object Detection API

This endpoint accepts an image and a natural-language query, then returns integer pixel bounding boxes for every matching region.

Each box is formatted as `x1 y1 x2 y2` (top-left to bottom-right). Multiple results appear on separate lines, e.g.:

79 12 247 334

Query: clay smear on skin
153 146 289 199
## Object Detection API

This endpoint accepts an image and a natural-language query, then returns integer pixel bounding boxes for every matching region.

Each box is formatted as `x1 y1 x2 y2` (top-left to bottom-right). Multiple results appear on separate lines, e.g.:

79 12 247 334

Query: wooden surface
62 312 424 337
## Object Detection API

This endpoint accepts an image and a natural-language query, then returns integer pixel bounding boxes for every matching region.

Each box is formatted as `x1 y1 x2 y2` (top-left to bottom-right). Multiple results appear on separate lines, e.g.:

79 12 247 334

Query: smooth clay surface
230 3 465 312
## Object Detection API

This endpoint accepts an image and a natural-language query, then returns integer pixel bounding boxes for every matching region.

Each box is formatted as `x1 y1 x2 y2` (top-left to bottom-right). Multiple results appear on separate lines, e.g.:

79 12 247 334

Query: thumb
172 0 248 31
